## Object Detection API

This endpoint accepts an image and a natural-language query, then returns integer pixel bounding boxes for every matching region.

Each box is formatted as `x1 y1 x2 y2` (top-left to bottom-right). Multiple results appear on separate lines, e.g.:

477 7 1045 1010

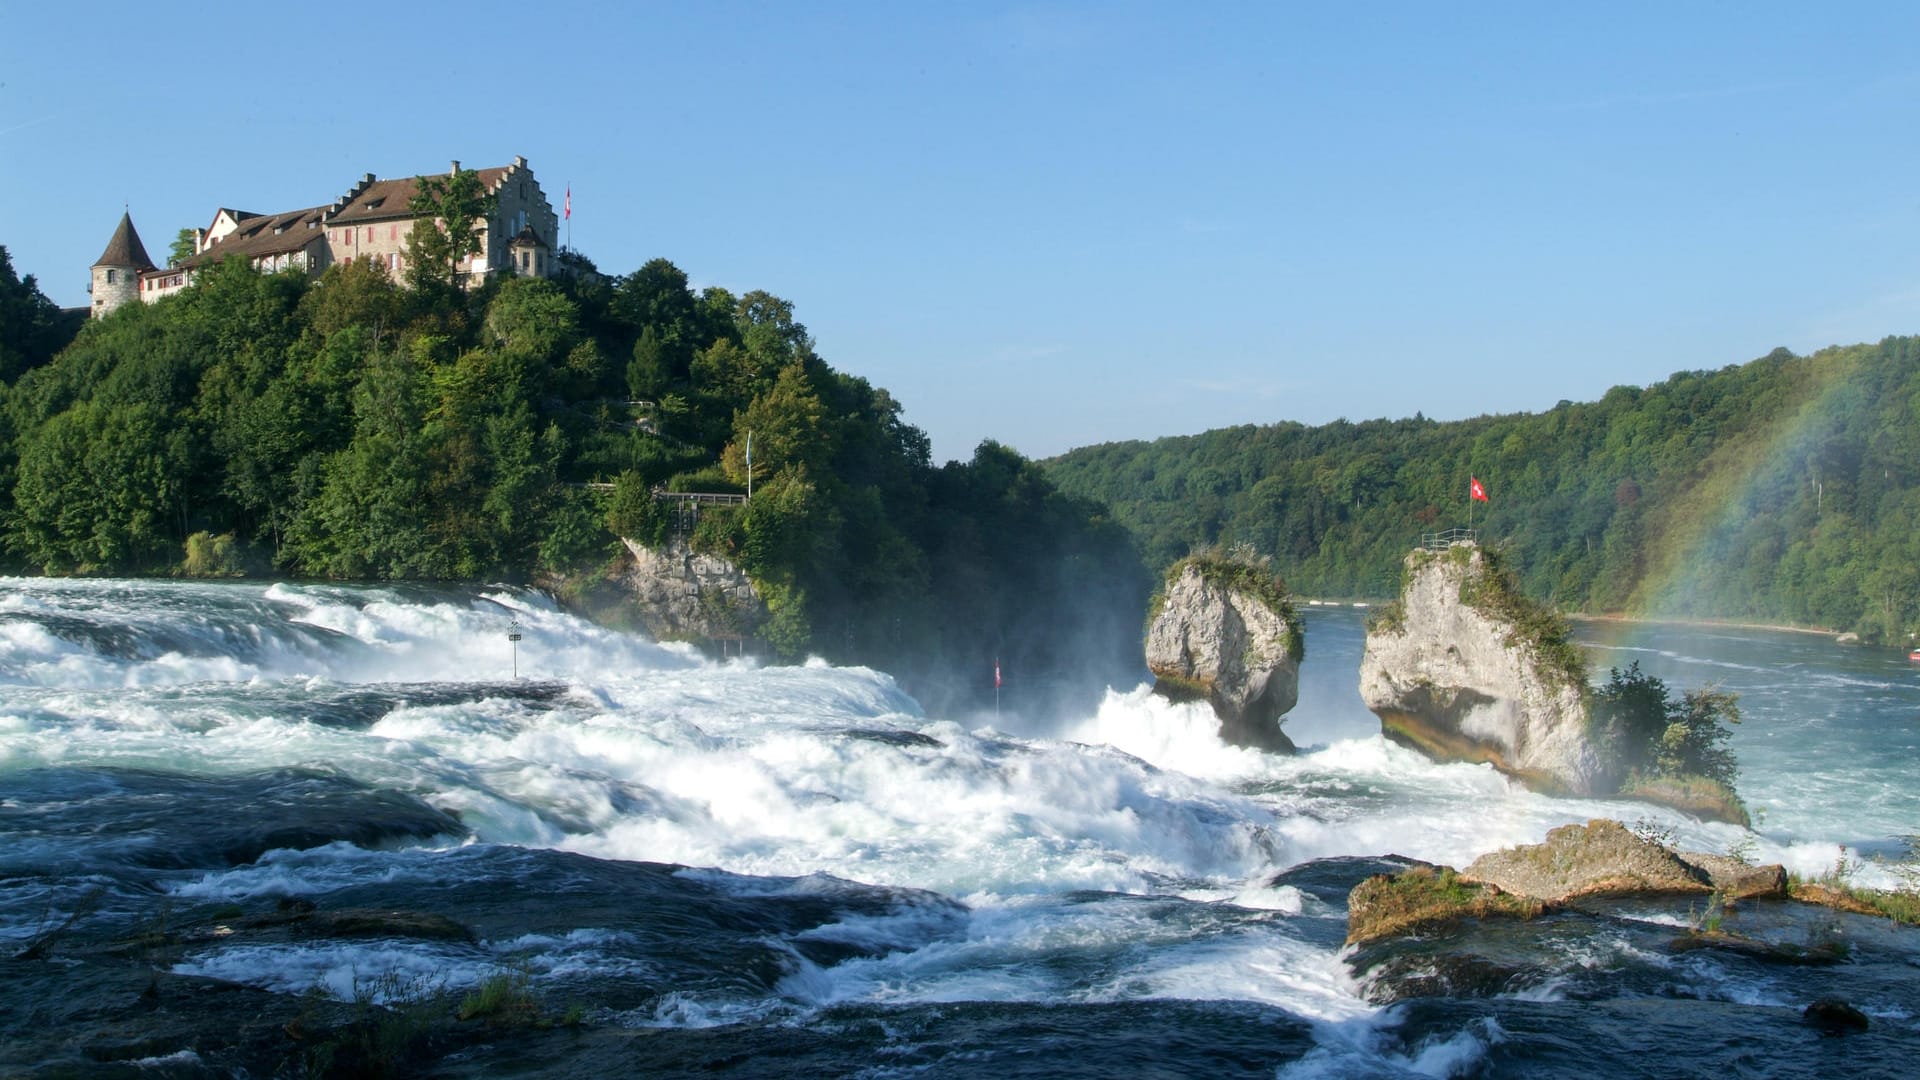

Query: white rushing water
3 577 1914 1075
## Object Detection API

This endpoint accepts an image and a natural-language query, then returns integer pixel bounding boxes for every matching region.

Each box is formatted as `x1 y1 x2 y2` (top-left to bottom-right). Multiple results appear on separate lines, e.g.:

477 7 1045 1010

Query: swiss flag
1470 476 1489 502
564 185 571 221
994 660 1002 689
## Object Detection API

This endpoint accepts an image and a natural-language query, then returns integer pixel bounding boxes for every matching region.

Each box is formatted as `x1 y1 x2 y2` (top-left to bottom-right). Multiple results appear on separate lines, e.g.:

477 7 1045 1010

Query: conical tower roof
93 211 156 270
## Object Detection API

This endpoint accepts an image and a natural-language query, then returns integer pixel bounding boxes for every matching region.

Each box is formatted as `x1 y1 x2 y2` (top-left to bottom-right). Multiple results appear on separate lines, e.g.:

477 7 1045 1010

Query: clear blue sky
6 3 1919 463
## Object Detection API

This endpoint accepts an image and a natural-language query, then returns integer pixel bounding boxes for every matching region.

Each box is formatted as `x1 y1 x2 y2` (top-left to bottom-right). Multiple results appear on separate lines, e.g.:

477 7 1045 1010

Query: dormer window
365 197 385 211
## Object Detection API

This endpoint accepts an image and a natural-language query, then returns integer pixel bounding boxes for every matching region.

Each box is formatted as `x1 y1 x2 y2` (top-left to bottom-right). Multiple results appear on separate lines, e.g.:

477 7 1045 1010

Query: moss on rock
1346 864 1545 946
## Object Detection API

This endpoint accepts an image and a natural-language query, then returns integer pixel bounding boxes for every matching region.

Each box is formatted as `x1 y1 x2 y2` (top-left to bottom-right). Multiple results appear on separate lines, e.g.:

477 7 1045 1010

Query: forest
0 194 1150 711
1043 338 1920 644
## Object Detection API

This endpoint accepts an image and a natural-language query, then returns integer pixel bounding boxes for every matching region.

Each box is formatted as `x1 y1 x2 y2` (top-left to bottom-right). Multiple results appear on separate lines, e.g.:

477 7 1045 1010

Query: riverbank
1566 612 1846 638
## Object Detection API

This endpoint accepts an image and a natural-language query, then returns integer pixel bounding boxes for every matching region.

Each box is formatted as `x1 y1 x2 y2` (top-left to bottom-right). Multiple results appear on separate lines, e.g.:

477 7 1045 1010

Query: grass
457 968 542 1025
1788 856 1920 926
1346 864 1545 946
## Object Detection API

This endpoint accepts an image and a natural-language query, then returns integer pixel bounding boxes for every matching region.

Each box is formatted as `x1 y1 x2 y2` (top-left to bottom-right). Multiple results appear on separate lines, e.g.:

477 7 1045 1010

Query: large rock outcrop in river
1359 542 1601 794
1146 550 1303 752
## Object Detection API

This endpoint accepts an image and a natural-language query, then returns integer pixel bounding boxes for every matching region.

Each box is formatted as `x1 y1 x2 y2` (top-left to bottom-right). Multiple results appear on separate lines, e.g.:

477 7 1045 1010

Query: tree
0 245 71 382
169 228 197 268
1590 662 1740 790
404 168 498 291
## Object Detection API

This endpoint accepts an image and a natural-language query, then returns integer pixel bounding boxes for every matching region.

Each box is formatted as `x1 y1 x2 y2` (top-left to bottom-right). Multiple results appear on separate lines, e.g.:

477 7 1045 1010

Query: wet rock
1804 997 1870 1034
1669 931 1847 965
1359 544 1600 794
242 904 474 942
1145 554 1302 752
1357 950 1535 1004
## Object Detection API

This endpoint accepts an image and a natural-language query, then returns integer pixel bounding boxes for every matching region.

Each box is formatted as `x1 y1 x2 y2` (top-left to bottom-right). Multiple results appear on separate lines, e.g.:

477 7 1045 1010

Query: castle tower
91 211 155 318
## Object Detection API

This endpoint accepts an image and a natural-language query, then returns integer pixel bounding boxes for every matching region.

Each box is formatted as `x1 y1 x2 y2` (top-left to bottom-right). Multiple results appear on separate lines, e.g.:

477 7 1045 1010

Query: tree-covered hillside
1044 339 1920 643
0 221 1149 708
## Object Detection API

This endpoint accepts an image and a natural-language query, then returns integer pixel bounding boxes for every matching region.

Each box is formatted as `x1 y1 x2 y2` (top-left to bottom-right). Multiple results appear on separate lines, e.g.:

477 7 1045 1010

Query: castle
89 156 560 318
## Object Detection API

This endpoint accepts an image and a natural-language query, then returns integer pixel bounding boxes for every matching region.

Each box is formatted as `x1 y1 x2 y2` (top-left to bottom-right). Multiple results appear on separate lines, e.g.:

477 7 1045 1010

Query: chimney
450 159 461 174
513 154 527 168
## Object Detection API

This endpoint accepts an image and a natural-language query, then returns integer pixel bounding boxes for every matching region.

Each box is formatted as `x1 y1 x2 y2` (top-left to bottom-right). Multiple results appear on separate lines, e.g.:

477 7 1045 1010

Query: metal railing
1421 528 1478 551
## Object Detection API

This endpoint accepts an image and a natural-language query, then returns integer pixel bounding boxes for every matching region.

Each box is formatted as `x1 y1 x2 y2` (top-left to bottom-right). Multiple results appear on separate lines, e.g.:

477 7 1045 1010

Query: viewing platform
1421 528 1479 551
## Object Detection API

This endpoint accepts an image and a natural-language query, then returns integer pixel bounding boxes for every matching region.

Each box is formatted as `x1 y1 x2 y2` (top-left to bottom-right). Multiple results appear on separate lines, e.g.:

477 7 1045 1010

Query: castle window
106 269 116 284
365 227 374 242
390 224 398 240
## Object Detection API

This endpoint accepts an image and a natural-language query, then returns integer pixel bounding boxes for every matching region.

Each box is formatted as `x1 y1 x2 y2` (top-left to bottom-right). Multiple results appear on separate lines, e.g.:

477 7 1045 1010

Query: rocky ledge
1336 819 1920 1015
1145 550 1303 751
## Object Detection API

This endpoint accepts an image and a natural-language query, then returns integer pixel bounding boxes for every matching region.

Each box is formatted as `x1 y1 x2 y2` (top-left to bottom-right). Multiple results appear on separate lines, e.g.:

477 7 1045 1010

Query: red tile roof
180 207 329 268
328 166 513 224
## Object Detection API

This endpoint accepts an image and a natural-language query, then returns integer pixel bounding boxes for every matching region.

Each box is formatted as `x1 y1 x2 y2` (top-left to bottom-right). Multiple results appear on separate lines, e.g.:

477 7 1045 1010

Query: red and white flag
564 185 571 221
994 660 1002 689
1470 476 1489 502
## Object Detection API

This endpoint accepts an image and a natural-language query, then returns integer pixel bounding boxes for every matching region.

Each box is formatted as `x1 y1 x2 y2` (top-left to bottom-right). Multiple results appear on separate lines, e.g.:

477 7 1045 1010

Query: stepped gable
93 212 156 270
328 161 514 225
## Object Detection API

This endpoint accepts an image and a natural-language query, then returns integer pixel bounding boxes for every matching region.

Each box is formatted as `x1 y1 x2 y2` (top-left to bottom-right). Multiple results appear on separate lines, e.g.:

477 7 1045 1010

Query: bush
1592 661 1741 797
180 531 261 577
607 470 669 547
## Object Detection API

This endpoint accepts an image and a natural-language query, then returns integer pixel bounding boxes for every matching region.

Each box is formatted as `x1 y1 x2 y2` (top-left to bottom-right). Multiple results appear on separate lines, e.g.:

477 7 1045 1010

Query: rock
1614 774 1751 827
1674 850 1786 899
1346 863 1545 946
1145 555 1302 751
1804 997 1870 1034
1835 632 1861 645
1462 819 1714 903
617 536 766 643
1359 543 1600 794
1669 932 1846 965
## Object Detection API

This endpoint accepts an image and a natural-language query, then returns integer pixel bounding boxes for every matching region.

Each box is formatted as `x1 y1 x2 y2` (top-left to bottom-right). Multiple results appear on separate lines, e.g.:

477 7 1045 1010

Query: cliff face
615 537 766 643
1146 562 1301 751
1359 544 1600 794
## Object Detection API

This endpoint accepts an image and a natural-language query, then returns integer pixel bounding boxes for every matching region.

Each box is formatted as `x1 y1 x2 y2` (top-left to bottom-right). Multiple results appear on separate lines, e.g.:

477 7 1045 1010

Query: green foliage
405 168 499 291
168 228 197 268
1592 661 1744 819
1043 338 1920 644
608 471 669 546
0 245 76 382
0 248 1148 705
181 531 258 577
1591 662 1741 790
